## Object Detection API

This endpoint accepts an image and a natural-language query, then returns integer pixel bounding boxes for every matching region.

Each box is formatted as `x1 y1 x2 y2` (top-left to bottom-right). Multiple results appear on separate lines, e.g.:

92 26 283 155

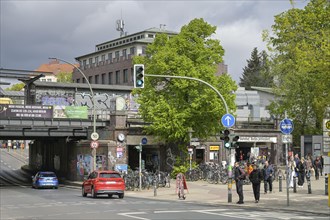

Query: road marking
118 212 149 220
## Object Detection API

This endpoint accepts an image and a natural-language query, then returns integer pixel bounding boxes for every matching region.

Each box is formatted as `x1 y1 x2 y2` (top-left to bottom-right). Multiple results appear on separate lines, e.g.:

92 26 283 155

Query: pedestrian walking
234 162 245 204
263 161 274 194
320 155 324 176
288 155 296 188
297 157 306 187
249 163 262 203
313 157 322 180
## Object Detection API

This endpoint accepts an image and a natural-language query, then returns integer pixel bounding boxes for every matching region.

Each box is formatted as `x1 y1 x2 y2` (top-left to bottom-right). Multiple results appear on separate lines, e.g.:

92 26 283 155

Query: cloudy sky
1 0 307 83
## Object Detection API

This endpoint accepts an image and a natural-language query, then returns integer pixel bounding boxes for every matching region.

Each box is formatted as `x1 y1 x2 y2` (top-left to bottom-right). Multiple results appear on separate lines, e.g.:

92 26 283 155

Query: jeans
236 179 244 202
264 176 272 192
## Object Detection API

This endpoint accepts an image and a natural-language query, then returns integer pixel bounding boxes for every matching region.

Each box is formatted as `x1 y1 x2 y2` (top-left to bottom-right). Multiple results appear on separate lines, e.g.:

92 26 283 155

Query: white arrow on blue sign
280 118 294 134
221 113 235 128
141 137 148 145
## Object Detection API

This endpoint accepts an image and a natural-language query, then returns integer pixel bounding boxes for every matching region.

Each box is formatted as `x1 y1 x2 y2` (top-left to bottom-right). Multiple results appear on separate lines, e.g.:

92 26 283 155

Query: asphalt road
1 149 329 220
1 185 329 220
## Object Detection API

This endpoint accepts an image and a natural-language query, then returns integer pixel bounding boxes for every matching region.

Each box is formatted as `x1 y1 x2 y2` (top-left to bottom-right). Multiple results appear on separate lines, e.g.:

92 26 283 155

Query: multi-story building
72 27 228 86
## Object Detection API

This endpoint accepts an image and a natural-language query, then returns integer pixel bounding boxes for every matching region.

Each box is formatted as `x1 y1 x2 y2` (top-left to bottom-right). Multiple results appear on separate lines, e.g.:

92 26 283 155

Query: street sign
141 137 148 145
91 132 99 141
221 113 235 128
280 118 294 134
282 134 292 144
90 141 99 149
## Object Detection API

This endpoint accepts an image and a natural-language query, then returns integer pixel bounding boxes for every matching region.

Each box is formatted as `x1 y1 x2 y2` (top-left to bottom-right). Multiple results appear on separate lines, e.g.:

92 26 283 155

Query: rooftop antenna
116 10 125 37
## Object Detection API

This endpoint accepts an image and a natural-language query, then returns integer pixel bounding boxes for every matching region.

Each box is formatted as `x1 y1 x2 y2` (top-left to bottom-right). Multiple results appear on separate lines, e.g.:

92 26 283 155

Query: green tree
56 72 72 83
239 47 273 89
5 83 25 91
133 18 237 147
264 0 330 143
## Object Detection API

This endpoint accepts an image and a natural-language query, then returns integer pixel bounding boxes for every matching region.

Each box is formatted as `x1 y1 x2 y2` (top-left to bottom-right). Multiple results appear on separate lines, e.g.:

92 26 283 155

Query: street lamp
49 57 98 171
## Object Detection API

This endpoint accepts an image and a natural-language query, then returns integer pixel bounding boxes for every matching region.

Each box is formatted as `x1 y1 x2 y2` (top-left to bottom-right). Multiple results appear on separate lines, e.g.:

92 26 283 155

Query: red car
82 171 125 198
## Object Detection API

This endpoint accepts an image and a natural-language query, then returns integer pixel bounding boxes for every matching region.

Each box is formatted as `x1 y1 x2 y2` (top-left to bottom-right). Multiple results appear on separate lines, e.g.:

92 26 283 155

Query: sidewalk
67 176 330 215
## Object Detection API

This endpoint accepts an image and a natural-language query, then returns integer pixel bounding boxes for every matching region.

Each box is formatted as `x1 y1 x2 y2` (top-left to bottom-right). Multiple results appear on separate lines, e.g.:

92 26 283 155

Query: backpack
239 167 246 180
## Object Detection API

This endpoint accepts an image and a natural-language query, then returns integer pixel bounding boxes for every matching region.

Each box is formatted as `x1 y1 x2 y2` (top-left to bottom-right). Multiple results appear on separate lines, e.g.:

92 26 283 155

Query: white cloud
0 0 308 83
216 18 267 81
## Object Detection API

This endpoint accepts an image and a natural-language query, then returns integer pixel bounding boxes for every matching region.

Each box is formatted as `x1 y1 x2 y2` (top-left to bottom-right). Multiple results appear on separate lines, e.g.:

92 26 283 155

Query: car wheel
82 187 87 197
118 193 124 199
91 187 97 198
108 194 113 198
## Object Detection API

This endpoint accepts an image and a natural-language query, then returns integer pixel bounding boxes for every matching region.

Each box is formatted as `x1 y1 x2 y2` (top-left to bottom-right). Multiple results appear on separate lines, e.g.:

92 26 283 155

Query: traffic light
223 129 231 149
231 135 239 148
134 64 144 88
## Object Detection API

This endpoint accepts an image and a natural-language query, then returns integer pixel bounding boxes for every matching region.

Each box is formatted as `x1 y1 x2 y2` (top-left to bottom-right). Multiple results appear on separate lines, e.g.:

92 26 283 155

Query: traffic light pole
145 74 229 114
145 73 233 202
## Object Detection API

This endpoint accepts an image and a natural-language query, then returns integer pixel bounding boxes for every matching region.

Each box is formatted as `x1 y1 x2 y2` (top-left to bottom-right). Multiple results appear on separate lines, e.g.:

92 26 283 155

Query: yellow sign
210 146 220 151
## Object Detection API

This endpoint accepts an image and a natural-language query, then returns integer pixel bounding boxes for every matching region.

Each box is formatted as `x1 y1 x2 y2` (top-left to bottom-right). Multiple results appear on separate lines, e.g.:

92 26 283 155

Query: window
101 54 105 62
101 73 106 84
142 46 147 54
76 78 80 83
89 58 93 65
83 60 87 67
108 53 113 61
95 56 99 65
123 69 128 83
130 47 135 55
122 49 127 59
108 72 113 84
95 75 99 84
131 67 134 83
83 78 86 83
88 76 93 84
115 51 120 60
47 78 52 82
115 70 120 84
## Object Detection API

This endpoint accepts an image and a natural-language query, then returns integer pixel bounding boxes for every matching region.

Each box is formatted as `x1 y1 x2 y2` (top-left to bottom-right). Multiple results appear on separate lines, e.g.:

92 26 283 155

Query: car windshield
40 173 56 177
99 173 120 178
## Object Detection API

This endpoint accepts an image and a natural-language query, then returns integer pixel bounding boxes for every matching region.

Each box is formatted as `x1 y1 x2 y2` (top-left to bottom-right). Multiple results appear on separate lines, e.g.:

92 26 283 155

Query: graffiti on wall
37 88 140 111
76 154 107 176
165 147 175 172
108 151 117 170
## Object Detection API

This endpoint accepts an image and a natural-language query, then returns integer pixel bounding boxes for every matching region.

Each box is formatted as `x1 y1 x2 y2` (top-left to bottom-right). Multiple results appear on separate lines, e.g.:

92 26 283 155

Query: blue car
32 171 59 189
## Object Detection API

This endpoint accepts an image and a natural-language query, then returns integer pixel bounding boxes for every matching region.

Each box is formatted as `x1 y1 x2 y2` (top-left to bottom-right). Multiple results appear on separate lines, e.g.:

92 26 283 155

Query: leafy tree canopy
56 72 72 83
5 83 25 91
239 47 273 89
264 0 330 142
133 18 237 145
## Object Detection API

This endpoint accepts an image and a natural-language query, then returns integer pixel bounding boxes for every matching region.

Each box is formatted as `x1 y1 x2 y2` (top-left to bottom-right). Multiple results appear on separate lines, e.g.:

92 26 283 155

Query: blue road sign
221 113 235 128
141 137 148 145
280 118 294 134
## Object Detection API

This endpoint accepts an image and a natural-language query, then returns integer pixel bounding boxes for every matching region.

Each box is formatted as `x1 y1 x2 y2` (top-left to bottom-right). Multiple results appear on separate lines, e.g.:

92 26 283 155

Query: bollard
307 173 312 194
279 175 282 192
293 176 297 193
228 177 232 203
153 175 157 197
325 175 328 196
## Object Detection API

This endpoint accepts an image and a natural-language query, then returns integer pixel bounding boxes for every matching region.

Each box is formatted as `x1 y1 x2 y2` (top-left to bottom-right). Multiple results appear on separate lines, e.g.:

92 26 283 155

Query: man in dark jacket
263 161 274 194
249 163 262 203
234 162 244 204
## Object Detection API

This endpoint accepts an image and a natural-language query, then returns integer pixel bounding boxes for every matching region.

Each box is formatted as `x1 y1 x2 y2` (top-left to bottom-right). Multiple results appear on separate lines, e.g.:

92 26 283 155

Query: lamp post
49 57 98 171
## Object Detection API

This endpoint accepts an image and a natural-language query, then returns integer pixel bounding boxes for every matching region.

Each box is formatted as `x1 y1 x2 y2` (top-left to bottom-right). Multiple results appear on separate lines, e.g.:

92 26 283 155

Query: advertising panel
0 104 53 118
